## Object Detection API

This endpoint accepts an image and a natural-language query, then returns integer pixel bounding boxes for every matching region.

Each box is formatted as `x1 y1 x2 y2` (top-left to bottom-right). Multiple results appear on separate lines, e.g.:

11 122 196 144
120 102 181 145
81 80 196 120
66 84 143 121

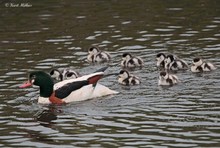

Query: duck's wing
94 66 108 73
54 72 104 99
55 80 89 99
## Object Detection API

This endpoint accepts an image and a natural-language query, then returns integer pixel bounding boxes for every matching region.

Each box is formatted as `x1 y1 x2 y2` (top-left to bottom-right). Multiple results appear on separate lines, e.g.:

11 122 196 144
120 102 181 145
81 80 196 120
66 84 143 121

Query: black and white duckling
118 70 141 86
87 46 111 63
50 68 80 81
121 53 144 68
191 58 217 73
158 71 179 86
164 54 188 71
156 53 166 68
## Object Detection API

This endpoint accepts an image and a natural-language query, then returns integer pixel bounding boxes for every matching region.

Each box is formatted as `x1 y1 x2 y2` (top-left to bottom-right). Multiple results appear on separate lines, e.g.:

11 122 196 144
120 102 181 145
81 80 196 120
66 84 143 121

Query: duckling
156 53 166 68
50 69 62 81
63 69 80 80
158 71 179 86
121 53 144 68
50 68 80 81
118 70 141 86
191 58 217 73
164 54 188 71
87 46 111 62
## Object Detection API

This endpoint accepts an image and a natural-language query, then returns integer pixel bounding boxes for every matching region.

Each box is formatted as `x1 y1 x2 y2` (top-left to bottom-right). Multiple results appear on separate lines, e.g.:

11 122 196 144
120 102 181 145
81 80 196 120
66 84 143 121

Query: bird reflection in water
35 105 62 127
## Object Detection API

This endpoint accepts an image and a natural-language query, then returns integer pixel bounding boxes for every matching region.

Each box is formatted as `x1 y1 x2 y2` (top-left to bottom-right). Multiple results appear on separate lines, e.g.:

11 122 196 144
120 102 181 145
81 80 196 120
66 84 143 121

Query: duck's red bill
19 81 32 88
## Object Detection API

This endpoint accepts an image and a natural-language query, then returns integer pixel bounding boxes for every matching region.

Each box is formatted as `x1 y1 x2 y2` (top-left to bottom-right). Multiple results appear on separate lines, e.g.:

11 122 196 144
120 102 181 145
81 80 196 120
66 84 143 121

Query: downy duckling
50 68 80 81
121 53 144 68
164 54 188 71
158 71 179 86
191 58 217 73
156 53 166 68
118 70 140 86
87 46 111 63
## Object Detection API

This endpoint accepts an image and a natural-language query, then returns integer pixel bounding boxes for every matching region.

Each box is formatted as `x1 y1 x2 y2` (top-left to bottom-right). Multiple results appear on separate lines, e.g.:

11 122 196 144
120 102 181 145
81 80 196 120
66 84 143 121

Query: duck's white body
38 83 117 104
39 72 118 104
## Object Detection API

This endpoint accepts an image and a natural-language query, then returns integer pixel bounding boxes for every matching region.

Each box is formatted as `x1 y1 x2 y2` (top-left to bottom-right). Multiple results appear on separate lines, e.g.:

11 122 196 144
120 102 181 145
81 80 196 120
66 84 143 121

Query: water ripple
0 1 220 147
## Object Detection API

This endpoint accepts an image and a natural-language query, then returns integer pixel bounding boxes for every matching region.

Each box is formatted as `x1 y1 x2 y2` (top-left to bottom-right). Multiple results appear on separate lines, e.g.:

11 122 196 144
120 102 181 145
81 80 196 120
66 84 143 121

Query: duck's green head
30 71 54 86
20 71 54 97
20 71 53 88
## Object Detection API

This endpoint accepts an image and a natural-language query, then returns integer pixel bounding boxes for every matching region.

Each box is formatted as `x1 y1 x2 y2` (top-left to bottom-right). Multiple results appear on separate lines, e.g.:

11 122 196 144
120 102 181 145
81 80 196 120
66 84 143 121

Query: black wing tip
95 66 109 73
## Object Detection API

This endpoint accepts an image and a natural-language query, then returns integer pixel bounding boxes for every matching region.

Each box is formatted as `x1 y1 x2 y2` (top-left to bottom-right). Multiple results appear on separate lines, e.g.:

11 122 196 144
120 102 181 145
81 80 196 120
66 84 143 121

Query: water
1 0 220 147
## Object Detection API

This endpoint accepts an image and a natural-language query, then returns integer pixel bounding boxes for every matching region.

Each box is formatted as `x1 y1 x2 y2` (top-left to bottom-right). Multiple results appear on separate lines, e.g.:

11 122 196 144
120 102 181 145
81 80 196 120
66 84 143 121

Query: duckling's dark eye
160 72 166 76
193 58 200 62
122 53 127 57
89 48 93 51
119 70 124 74
156 53 162 58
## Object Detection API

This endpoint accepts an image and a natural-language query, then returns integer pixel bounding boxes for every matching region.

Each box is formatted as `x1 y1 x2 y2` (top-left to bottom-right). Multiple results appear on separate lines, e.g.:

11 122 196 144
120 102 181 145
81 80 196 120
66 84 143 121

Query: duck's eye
31 75 36 80
28 75 36 83
160 72 166 76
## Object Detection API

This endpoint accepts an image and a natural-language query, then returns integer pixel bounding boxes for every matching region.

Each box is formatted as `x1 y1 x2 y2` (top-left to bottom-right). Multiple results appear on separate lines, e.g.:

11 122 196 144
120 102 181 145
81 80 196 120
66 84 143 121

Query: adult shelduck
19 67 118 104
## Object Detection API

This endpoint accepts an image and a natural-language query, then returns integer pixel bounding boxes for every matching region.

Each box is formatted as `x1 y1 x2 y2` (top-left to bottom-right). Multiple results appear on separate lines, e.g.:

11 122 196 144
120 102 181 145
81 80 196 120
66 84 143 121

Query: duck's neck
39 82 54 98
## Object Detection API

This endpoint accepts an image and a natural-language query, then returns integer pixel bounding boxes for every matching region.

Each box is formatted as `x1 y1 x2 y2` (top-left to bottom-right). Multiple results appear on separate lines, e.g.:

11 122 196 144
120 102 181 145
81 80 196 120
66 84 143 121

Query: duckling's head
156 53 166 61
118 70 130 79
63 70 78 80
50 69 63 81
165 54 175 64
122 53 132 60
159 71 168 79
88 46 100 54
192 58 203 66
